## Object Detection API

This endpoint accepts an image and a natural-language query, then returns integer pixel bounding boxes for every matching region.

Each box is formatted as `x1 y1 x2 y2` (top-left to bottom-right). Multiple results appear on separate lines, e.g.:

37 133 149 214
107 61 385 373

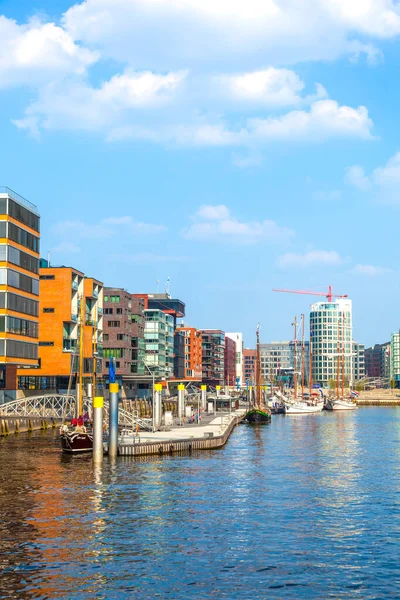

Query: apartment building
201 329 225 387
0 187 40 391
175 325 203 381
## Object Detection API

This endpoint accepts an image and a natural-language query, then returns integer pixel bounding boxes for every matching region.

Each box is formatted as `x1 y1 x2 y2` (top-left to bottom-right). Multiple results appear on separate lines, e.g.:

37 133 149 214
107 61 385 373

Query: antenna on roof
165 276 170 295
156 279 159 293
47 251 51 267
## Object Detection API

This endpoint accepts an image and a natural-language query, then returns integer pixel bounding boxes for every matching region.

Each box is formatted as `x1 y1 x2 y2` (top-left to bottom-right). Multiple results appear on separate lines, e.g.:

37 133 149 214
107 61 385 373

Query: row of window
104 295 120 303
0 244 39 274
7 222 39 253
0 315 38 338
0 292 39 317
0 339 38 359
0 268 39 295
7 198 40 232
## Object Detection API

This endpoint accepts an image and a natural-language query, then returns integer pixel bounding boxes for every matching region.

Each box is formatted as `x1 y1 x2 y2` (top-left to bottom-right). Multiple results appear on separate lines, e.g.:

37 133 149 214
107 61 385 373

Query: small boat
245 407 271 423
244 324 271 424
327 398 358 411
60 423 93 453
268 396 285 414
285 400 324 415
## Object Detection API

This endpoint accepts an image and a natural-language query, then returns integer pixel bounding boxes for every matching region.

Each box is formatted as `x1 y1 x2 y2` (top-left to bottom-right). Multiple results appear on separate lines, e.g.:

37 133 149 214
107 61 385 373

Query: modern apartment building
224 335 237 386
352 342 365 382
175 325 203 381
391 333 400 387
225 332 243 386
143 309 174 378
18 264 103 392
0 187 40 391
102 288 145 387
365 342 390 380
260 341 310 385
310 298 353 387
243 349 256 386
201 329 225 387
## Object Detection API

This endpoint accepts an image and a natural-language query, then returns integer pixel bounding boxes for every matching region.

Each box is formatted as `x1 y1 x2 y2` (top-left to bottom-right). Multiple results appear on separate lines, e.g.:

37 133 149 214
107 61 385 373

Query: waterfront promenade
117 408 247 456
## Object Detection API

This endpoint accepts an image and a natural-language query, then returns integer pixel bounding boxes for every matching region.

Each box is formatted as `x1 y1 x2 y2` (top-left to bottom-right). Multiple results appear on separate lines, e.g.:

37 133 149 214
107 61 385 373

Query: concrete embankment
0 417 61 436
357 398 400 406
117 409 247 457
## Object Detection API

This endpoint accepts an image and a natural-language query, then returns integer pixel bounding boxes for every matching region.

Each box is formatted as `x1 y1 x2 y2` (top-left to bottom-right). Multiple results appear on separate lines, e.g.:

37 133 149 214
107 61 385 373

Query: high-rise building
352 342 365 382
175 325 202 381
224 335 237 386
18 264 103 392
0 187 40 391
365 343 390 380
310 298 353 387
201 330 225 387
225 332 243 386
243 349 256 386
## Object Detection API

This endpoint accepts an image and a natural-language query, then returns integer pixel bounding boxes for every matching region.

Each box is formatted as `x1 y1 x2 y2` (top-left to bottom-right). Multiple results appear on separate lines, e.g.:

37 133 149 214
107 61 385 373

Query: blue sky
1 0 400 348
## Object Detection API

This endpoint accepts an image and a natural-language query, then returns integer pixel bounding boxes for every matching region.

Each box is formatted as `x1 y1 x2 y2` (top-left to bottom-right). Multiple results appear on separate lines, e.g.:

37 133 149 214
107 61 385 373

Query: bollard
93 396 104 464
108 383 119 459
178 384 185 420
154 384 162 431
201 385 207 410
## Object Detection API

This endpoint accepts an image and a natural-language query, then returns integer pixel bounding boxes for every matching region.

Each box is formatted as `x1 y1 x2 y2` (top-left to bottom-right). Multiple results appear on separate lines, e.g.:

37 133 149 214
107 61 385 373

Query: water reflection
1 411 400 598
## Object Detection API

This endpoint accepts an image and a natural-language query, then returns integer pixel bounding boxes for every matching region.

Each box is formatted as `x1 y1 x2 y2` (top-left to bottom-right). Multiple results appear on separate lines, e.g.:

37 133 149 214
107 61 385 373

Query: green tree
328 379 336 390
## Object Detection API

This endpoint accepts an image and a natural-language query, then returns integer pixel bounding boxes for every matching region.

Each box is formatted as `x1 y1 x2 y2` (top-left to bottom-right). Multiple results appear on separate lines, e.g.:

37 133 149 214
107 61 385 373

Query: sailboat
245 324 271 423
285 315 323 415
60 295 94 453
326 312 357 411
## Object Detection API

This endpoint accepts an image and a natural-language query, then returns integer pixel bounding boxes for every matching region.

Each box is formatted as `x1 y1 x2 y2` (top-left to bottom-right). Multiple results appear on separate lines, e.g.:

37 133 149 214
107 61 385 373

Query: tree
328 379 336 390
391 378 396 389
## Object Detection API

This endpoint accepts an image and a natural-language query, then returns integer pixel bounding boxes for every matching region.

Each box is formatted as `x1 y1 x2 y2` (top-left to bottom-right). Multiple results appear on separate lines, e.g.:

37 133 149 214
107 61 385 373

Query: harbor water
1 407 400 599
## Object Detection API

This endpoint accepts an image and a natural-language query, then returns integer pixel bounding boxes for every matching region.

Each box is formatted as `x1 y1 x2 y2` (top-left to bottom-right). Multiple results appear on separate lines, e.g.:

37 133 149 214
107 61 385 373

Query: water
1 408 400 599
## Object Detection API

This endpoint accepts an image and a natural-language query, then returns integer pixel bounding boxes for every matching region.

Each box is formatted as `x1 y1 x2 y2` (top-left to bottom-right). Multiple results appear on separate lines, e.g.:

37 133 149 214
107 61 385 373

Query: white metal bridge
0 394 153 431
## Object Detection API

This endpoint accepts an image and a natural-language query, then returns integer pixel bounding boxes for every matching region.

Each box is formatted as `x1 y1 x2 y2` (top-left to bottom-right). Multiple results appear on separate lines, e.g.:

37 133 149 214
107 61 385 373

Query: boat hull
332 400 358 411
245 408 271 423
285 402 324 415
60 430 93 453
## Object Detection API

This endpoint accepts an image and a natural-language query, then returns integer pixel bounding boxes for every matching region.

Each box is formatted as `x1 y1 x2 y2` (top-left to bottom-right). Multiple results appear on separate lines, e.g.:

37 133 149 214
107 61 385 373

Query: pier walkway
117 408 247 457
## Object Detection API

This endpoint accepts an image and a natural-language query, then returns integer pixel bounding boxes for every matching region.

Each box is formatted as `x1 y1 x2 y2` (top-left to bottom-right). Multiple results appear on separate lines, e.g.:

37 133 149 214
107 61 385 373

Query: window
116 308 123 315
103 334 109 341
8 199 40 233
39 341 54 346
110 295 120 303
40 274 55 280
117 334 125 340
7 339 38 359
6 293 38 317
104 308 113 315
8 222 39 253
108 321 120 327
43 308 55 313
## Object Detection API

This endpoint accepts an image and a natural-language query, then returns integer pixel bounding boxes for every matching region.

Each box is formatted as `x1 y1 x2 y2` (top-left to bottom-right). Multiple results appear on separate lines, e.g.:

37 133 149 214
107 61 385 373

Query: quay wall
357 398 400 406
0 417 61 436
118 413 246 457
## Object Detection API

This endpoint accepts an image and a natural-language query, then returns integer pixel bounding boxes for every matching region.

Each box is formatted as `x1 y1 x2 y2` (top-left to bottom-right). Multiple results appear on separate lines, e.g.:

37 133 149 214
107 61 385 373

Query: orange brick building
175 325 202 381
18 264 103 393
0 188 40 390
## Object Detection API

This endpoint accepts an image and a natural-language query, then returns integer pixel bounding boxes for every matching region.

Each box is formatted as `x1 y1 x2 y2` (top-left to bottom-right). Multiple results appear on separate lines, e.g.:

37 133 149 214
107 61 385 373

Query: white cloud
63 0 400 69
182 204 294 243
102 215 166 233
345 152 400 203
344 165 372 191
353 264 391 276
0 16 97 87
278 250 342 268
232 152 263 168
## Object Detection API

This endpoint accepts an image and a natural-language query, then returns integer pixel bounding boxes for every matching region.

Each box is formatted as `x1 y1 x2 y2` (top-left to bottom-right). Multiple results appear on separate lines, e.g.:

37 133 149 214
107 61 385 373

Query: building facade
352 342 365 382
365 343 390 380
260 341 310 385
175 325 203 381
243 349 256 386
18 265 103 392
225 332 243 386
310 299 353 387
224 335 237 386
391 333 400 387
201 330 225 387
0 188 40 391
143 309 174 378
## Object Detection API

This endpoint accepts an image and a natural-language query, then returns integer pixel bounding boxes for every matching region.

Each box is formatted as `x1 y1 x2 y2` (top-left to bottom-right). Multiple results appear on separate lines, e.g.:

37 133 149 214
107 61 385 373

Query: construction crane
272 285 347 303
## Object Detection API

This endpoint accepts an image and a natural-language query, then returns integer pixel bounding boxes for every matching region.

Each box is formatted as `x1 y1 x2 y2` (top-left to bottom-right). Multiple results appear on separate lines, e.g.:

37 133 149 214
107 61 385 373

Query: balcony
72 281 79 291
71 313 78 322
63 338 77 352
97 307 103 316
86 318 96 326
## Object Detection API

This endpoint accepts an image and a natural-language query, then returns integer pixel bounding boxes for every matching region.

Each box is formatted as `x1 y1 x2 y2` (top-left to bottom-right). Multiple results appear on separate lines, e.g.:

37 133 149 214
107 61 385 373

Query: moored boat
245 324 271 424
285 401 324 414
329 398 358 411
245 407 271 423
60 424 93 453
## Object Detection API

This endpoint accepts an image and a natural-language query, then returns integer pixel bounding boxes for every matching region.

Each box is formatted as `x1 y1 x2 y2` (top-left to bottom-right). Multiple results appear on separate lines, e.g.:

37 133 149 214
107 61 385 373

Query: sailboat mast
301 314 305 399
78 294 84 417
256 324 261 408
341 311 345 398
292 316 297 399
309 338 313 396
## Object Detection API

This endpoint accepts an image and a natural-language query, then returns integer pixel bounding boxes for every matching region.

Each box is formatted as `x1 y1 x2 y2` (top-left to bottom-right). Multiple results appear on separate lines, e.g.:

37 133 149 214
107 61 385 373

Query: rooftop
0 186 39 215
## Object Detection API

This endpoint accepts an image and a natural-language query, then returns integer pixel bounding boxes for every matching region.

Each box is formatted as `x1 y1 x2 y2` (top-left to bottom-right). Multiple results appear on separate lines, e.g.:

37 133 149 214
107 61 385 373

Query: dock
116 408 247 456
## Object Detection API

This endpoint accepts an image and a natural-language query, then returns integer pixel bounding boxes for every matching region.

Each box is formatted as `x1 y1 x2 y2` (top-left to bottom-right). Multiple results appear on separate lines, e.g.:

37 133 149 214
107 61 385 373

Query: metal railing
0 186 39 214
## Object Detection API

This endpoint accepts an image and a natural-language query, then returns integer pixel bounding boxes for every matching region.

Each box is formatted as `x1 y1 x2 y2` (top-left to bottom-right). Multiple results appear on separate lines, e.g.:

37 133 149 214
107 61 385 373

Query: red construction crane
272 285 347 303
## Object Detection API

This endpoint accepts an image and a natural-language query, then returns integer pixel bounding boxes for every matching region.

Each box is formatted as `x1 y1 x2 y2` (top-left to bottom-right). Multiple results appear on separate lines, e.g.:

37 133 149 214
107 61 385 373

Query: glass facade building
143 309 174 377
310 299 353 387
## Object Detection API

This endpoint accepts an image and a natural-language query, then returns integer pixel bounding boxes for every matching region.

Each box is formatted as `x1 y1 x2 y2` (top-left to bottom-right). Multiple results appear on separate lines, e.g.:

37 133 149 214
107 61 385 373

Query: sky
1 0 400 348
